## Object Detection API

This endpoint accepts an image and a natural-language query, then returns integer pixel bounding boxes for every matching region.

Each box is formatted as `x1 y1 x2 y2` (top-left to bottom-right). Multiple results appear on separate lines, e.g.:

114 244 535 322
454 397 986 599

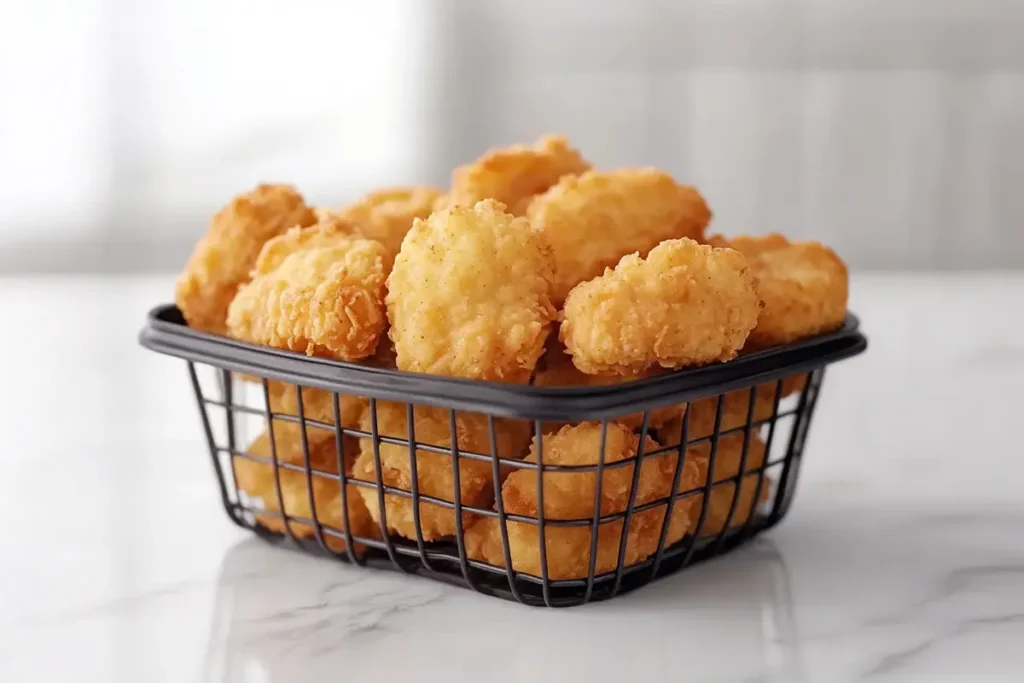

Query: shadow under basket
139 305 867 607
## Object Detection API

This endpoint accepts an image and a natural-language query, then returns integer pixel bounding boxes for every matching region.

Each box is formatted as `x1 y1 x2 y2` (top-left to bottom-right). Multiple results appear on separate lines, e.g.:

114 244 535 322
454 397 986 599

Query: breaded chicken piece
175 184 318 334
318 186 444 259
448 135 590 215
533 342 684 431
266 382 367 432
707 233 849 349
561 238 761 376
227 224 389 360
249 216 365 273
386 200 557 382
657 418 771 537
261 334 398 435
663 376 806 447
234 430 377 550
528 168 712 305
351 401 532 541
464 422 701 579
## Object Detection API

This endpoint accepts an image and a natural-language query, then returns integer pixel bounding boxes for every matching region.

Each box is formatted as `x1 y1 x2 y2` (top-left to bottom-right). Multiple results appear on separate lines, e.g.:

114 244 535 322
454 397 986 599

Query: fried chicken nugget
449 134 590 215
319 186 444 258
528 168 712 305
175 184 318 334
261 333 398 435
707 233 849 349
533 342 684 431
464 423 701 580
665 376 806 446
248 216 362 273
351 401 533 541
561 238 761 376
265 381 367 432
227 223 389 360
234 430 378 550
386 199 557 382
657 417 771 537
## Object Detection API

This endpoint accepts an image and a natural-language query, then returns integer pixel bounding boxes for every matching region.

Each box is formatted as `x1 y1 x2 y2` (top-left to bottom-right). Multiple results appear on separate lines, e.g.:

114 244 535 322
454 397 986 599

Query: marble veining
0 273 1021 682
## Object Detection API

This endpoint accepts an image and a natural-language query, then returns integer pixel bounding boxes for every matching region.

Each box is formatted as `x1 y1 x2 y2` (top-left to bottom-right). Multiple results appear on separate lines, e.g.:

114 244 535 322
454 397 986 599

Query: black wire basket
139 304 867 607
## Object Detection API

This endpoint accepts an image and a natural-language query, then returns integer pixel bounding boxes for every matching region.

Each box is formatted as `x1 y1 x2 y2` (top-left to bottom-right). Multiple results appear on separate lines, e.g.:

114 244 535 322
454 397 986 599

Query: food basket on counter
139 305 866 607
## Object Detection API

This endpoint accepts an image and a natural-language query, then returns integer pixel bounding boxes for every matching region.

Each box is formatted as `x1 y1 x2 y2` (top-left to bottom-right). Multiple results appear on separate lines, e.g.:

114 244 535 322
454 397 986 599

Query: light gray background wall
2 0 1021 273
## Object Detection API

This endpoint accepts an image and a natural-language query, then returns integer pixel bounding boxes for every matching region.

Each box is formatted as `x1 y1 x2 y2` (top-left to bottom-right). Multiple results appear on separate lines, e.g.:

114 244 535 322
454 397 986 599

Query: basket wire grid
194 366 817 607
142 304 865 607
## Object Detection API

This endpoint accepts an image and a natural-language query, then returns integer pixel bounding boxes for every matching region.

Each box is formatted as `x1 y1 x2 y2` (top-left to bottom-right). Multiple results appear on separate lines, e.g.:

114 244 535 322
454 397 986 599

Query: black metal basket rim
139 303 867 421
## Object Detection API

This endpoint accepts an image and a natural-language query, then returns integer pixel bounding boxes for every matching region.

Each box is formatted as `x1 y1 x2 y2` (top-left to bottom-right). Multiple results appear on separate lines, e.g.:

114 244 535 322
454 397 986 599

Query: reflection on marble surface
0 274 1022 682
201 539 803 683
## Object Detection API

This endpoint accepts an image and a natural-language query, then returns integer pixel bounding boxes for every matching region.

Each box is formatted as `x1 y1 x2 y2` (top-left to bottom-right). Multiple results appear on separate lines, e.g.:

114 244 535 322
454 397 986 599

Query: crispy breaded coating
227 225 389 360
464 422 701 579
320 186 444 259
234 431 377 550
528 168 712 304
266 382 367 432
560 238 761 376
533 343 684 431
657 419 771 537
260 334 398 434
663 377 806 446
175 184 317 334
351 401 532 541
449 135 590 215
386 200 557 382
708 233 849 349
250 216 363 274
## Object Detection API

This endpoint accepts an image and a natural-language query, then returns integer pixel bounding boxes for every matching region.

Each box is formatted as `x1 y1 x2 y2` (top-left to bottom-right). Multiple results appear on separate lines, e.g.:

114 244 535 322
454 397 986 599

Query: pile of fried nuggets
175 134 849 580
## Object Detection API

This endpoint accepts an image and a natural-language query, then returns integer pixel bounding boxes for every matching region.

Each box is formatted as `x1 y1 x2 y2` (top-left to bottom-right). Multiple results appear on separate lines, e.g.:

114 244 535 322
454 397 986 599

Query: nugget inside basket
146 145 866 606
140 304 865 607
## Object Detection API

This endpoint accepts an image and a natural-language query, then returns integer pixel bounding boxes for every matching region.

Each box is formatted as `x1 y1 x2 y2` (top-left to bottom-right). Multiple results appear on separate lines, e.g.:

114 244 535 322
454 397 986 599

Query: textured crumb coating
234 430 378 550
707 233 849 349
465 422 701 579
448 134 590 215
351 401 532 541
175 183 317 333
528 168 712 304
227 227 389 360
560 238 761 376
319 186 444 259
656 418 772 537
387 199 557 382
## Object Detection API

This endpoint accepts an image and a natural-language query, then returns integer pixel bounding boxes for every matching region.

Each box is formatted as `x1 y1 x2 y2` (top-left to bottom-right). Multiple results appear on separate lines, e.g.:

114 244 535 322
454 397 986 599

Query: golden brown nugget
266 382 367 433
528 168 712 304
249 217 363 274
464 422 701 580
533 343 684 431
708 233 849 349
351 401 532 541
560 238 761 376
386 200 557 382
234 431 378 550
660 376 807 447
657 421 771 537
227 228 389 360
261 334 398 434
448 134 590 215
233 218 376 383
175 184 317 334
319 186 444 259
690 435 770 537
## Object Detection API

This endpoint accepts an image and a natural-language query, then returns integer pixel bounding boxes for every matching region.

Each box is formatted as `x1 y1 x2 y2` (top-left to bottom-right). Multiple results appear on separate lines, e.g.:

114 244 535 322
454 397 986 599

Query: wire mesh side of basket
188 363 826 607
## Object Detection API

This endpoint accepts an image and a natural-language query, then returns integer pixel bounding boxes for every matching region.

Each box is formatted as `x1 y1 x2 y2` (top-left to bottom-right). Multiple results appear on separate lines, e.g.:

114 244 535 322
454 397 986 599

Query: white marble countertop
0 273 1021 683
